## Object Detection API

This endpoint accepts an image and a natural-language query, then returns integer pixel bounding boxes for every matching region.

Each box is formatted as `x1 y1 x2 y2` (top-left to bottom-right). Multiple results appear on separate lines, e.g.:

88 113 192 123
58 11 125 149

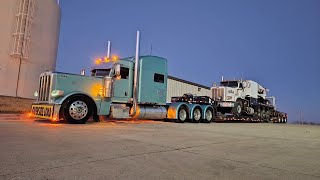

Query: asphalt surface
0 114 319 180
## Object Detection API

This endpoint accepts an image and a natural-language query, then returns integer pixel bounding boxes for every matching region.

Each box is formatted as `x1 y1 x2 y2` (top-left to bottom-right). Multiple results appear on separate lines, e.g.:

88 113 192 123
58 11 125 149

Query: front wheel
232 103 242 116
61 96 92 124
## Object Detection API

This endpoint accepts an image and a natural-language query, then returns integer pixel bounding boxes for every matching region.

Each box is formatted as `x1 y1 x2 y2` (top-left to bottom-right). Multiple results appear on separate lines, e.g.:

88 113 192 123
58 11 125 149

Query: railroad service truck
30 31 216 124
212 79 288 123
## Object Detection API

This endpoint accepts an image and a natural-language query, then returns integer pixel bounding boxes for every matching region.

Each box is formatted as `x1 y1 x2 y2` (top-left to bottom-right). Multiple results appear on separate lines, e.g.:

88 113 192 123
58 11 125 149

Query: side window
120 67 129 79
154 73 164 83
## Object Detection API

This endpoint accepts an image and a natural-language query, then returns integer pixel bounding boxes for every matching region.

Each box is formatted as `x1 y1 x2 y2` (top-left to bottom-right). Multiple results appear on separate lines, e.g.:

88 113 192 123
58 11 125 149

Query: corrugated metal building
167 76 211 103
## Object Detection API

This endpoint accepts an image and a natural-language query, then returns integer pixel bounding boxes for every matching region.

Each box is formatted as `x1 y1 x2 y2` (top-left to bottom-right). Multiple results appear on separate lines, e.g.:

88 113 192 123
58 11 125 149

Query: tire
256 109 262 120
203 108 213 123
61 95 93 124
232 103 242 116
192 108 202 123
282 117 287 123
261 110 266 121
266 110 272 121
176 106 188 123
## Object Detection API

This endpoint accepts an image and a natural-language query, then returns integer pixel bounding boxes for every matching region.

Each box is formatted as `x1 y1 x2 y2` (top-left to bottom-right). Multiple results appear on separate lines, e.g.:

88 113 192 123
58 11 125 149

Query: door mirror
80 69 85 76
239 83 243 89
115 64 121 77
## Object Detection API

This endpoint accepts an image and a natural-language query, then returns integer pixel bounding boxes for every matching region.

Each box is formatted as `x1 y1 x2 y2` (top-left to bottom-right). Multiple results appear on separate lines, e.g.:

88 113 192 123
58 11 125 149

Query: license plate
219 102 234 107
31 105 54 119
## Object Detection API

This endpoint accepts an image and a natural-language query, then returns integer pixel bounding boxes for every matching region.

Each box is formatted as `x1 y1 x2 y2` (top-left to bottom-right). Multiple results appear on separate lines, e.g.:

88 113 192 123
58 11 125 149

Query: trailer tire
282 117 287 123
203 108 214 123
61 95 93 124
176 106 188 123
192 108 202 123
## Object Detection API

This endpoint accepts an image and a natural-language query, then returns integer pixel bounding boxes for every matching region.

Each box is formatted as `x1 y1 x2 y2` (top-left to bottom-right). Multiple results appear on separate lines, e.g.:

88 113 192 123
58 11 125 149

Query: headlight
34 91 38 97
51 90 64 97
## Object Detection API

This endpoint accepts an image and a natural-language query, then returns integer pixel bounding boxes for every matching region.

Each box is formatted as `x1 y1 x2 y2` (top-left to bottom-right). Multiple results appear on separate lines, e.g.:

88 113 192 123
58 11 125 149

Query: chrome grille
38 74 52 102
212 88 224 101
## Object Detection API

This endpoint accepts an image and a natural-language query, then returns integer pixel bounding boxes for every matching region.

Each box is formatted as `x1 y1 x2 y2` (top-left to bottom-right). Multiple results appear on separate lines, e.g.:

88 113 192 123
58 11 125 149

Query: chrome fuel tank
135 105 167 119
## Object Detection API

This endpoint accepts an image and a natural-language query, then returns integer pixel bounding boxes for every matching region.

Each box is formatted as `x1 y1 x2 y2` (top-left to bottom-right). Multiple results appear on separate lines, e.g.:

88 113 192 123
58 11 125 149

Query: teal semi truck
30 31 216 124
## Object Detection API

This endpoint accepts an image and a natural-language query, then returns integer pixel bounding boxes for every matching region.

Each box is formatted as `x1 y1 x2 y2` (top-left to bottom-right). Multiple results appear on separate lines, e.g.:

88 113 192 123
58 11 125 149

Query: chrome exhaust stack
130 31 140 117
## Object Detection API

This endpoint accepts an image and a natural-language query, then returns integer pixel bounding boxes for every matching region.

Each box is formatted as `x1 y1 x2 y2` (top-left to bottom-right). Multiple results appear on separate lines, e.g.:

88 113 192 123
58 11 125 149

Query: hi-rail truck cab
30 31 216 124
212 79 287 123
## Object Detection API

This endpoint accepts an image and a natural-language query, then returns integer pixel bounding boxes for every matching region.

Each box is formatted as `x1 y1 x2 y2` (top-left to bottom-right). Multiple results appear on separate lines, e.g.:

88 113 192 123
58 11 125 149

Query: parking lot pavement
0 116 320 180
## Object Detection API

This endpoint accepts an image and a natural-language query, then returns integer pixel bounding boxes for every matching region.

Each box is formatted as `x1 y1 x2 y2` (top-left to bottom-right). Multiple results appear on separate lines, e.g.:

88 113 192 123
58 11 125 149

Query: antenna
150 44 153 55
107 41 111 58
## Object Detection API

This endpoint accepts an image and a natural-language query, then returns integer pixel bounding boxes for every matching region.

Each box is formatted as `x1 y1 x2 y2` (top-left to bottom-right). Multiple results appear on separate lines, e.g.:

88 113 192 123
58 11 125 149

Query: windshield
91 69 112 77
220 81 238 88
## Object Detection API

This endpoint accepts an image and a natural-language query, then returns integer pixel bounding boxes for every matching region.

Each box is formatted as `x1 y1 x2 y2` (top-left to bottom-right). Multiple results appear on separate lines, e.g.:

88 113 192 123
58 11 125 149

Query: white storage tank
0 0 61 99
167 76 211 103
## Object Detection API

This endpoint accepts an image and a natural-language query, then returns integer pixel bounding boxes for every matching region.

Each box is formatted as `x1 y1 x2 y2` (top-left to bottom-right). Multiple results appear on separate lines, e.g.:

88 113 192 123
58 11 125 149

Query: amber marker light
112 55 119 61
27 112 33 118
104 56 110 62
52 116 58 122
95 58 102 64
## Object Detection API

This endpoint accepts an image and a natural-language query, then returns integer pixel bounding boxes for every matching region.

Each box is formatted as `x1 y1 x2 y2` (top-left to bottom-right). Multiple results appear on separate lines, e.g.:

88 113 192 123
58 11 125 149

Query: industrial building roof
168 75 211 90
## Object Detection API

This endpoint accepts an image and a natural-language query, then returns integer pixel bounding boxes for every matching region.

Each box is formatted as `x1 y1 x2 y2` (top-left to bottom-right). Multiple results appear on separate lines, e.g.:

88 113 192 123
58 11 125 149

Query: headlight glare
51 90 64 97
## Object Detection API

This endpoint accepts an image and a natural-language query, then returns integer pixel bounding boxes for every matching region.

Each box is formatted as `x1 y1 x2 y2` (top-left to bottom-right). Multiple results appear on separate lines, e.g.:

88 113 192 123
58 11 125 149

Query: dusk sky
56 0 320 122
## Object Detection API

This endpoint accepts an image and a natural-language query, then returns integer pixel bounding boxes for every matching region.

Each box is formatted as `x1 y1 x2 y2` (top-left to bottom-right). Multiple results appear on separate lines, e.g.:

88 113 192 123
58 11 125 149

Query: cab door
112 66 132 103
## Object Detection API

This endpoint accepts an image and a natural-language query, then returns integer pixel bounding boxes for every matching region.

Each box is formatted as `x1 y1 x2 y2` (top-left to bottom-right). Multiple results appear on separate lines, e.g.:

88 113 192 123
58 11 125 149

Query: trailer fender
200 105 215 120
167 102 189 119
186 104 202 120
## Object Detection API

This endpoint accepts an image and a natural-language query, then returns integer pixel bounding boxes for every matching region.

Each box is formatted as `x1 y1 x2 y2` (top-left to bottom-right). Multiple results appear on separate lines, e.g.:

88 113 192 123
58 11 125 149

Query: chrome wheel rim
205 110 213 121
194 109 201 121
237 105 241 114
69 100 88 120
179 109 187 121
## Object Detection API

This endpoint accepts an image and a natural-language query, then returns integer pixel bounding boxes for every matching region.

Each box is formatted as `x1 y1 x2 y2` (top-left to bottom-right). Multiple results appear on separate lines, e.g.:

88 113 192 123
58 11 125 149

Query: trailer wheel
284 117 287 123
192 108 202 123
176 106 188 123
203 108 213 123
283 117 287 123
61 95 92 124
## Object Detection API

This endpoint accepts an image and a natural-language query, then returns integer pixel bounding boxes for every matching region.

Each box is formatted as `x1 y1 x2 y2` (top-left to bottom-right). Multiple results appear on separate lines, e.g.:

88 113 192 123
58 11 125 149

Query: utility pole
299 110 304 124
